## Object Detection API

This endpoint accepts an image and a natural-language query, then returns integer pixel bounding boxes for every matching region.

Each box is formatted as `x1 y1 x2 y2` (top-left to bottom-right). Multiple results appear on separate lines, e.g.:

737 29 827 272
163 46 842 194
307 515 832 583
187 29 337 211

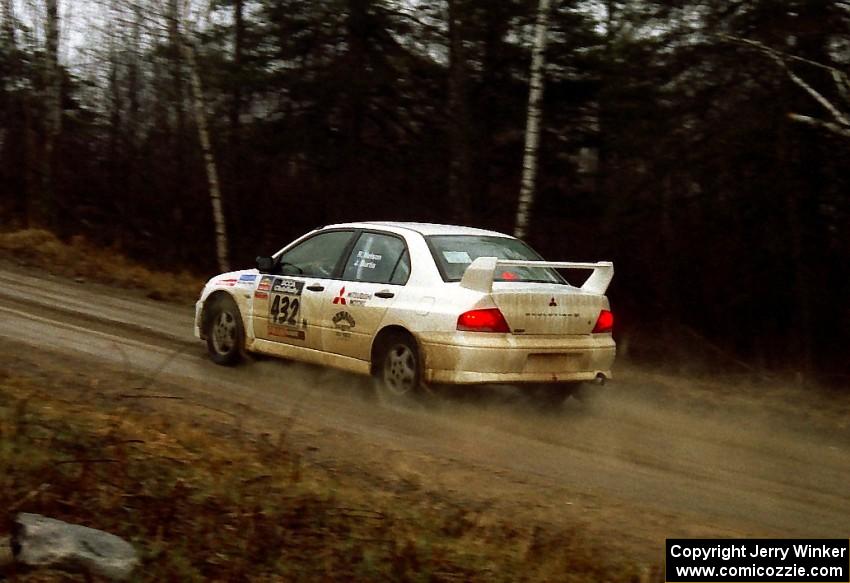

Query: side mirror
256 255 275 273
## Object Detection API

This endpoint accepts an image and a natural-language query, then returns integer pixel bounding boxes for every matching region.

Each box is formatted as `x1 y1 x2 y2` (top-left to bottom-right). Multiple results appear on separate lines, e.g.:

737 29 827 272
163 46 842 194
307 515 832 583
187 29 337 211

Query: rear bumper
418 332 615 385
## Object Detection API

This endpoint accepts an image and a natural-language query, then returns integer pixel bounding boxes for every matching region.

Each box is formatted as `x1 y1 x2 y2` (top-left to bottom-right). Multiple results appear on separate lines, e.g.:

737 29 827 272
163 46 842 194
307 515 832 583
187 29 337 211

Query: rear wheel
374 333 423 399
205 296 244 366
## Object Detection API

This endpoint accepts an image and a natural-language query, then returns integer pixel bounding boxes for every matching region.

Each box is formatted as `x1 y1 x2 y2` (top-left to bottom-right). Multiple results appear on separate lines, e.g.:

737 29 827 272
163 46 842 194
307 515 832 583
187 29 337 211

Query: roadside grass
0 371 650 582
0 229 203 303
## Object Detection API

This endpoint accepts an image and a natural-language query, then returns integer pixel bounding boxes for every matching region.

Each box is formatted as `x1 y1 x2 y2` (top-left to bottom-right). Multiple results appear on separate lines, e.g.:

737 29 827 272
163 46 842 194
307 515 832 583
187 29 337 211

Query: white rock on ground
12 513 139 581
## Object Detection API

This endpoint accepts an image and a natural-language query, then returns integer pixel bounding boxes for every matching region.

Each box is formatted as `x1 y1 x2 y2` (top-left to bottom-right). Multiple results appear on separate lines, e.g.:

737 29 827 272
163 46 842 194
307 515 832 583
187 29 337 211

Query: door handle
374 291 394 299
306 284 325 292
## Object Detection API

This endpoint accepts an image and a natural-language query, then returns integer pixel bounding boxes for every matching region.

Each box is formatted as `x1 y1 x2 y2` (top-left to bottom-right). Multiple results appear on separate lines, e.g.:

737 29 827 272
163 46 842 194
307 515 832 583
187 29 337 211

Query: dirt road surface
2 264 848 565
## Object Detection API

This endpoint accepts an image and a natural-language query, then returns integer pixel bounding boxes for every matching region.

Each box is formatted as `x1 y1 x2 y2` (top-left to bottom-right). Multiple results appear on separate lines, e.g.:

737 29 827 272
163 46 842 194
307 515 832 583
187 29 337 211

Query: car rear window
426 235 565 283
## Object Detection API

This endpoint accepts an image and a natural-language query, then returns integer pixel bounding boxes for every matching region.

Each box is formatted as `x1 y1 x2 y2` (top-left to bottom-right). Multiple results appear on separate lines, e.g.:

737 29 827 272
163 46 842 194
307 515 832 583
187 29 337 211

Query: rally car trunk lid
490 284 607 335
459 257 614 336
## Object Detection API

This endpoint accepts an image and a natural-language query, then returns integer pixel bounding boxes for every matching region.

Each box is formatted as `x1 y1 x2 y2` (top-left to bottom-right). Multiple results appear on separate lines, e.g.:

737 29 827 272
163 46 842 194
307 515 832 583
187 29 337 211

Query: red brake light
593 309 614 333
457 308 511 333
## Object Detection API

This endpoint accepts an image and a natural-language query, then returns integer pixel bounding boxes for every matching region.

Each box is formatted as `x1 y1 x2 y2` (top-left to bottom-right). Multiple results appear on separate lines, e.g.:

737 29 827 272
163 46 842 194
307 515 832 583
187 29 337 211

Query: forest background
1 0 848 384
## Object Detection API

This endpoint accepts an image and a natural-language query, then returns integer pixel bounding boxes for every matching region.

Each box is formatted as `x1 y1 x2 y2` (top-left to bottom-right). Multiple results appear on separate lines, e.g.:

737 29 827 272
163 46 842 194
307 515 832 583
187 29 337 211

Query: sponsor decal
443 251 471 264
238 274 257 284
332 287 347 305
254 291 269 300
347 290 372 307
332 311 355 338
217 278 238 287
268 323 305 340
257 276 273 292
353 250 382 269
271 278 303 296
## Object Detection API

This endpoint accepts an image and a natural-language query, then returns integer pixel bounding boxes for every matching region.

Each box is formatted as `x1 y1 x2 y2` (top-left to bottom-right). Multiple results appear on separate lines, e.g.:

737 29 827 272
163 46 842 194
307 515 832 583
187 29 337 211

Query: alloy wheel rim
383 344 416 395
212 311 236 354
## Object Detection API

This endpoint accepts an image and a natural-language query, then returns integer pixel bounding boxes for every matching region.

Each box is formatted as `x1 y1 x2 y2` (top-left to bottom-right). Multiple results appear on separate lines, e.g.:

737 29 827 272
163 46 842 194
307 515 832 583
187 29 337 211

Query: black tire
204 296 245 366
374 332 423 399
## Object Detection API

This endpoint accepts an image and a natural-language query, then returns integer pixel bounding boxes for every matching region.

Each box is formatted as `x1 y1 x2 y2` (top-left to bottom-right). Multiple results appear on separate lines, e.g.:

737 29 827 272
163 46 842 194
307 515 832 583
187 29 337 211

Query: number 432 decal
270 294 301 327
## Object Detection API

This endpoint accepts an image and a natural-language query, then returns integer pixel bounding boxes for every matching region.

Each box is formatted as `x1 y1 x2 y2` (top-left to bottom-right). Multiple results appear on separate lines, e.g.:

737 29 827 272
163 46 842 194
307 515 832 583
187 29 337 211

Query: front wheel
374 333 423 399
205 297 245 365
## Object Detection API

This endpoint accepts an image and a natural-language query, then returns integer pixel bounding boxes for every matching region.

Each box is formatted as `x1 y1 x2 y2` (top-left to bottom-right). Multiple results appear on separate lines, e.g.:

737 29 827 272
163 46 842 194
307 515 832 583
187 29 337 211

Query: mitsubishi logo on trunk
549 298 558 307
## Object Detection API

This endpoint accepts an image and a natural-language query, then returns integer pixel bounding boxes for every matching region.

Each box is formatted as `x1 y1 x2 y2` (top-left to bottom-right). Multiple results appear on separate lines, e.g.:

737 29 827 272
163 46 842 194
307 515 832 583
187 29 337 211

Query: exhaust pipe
594 373 607 386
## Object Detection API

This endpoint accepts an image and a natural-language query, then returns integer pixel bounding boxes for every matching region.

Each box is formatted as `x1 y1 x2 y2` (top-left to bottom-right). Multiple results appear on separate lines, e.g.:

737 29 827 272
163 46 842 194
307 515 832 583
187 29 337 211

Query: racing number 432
270 294 300 327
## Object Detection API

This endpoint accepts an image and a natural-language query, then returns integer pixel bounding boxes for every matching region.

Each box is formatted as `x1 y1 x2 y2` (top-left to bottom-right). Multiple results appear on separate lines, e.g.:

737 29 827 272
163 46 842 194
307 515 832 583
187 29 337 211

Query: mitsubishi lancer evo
194 222 615 402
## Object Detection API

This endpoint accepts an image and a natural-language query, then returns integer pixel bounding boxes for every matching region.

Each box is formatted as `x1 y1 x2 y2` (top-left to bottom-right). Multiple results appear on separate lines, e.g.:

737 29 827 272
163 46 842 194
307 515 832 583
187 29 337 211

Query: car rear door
252 230 355 351
320 231 410 360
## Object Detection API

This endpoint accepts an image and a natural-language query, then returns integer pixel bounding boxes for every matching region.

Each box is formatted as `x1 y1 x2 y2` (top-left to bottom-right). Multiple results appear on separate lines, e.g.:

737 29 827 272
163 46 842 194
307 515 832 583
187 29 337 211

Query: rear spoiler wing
460 257 614 295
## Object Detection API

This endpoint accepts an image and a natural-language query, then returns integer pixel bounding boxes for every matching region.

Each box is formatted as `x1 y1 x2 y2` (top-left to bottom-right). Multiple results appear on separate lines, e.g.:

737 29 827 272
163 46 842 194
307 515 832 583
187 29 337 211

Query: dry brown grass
0 229 203 303
0 368 652 582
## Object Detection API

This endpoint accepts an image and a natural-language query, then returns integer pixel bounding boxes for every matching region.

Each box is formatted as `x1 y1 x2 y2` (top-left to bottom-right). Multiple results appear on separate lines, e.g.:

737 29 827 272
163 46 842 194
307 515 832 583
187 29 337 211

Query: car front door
321 231 410 360
252 230 355 351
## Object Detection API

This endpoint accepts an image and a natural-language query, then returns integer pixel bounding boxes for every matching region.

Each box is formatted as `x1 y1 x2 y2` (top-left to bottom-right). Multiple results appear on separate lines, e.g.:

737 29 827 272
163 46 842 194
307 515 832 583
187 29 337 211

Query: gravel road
2 265 848 562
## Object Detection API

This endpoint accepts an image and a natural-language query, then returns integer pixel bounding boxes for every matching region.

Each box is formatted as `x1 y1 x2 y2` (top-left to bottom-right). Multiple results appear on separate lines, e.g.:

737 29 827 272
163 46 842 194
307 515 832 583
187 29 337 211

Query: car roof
322 221 514 238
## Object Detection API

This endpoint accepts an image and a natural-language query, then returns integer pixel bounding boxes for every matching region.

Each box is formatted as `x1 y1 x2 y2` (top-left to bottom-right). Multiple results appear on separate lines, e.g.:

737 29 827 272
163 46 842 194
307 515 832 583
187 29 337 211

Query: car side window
277 230 354 278
342 232 409 285
389 250 410 285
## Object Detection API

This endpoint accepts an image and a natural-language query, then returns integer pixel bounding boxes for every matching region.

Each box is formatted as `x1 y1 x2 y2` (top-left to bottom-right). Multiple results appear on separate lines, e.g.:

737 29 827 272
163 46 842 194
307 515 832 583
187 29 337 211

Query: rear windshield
426 235 565 284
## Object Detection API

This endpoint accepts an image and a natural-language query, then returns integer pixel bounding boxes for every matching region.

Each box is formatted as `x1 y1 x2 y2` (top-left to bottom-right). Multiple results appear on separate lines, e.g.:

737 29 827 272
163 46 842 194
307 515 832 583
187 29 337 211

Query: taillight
593 309 614 333
457 308 511 333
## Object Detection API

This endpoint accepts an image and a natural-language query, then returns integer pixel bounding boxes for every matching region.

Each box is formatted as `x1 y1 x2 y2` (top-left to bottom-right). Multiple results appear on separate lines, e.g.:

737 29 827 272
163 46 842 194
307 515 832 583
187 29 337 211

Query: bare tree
513 0 551 239
229 0 244 144
126 2 143 150
32 0 61 228
725 35 850 139
184 41 229 272
447 0 472 223
175 4 230 272
45 0 61 141
722 34 850 380
0 0 16 188
1 0 14 47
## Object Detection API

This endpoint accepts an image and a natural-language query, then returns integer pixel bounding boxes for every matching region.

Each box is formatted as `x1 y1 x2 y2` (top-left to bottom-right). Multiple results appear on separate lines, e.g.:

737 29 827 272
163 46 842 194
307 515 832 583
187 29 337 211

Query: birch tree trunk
513 0 550 239
182 39 230 273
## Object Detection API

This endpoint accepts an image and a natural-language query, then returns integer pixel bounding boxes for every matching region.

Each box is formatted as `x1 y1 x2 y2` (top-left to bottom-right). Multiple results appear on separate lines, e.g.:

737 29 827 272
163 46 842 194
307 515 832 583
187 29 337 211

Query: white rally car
194 222 615 401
